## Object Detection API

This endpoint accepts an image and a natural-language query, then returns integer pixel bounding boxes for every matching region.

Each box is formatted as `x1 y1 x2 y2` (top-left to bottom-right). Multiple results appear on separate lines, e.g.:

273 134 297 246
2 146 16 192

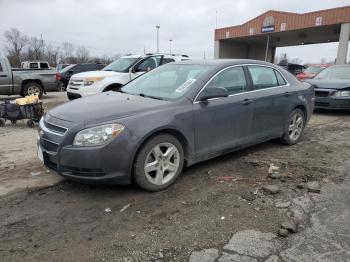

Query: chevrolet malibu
38 60 314 191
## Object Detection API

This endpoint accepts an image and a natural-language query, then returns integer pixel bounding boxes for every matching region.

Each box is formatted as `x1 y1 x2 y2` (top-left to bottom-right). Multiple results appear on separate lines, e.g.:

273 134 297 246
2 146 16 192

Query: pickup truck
0 56 58 98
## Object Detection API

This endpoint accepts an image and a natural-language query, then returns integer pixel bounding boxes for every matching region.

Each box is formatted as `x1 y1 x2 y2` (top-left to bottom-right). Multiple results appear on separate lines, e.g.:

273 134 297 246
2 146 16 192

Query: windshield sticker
175 79 196 93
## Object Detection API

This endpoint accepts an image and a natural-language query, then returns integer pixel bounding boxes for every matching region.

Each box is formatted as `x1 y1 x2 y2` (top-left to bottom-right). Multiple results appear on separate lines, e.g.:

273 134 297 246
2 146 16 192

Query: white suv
66 54 189 99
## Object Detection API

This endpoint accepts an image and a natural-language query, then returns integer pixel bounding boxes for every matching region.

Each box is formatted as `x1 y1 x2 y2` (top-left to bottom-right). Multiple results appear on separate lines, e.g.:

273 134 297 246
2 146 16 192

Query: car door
193 66 255 161
131 55 162 80
0 61 11 95
246 65 289 140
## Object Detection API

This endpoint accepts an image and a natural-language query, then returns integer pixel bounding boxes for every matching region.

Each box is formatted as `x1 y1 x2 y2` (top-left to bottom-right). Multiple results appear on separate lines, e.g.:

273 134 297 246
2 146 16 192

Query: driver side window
206 66 247 95
136 56 161 72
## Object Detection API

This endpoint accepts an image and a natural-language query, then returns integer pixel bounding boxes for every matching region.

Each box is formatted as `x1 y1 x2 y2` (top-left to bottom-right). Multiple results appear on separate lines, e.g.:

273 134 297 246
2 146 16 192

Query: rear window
30 63 38 69
40 62 49 69
274 70 286 86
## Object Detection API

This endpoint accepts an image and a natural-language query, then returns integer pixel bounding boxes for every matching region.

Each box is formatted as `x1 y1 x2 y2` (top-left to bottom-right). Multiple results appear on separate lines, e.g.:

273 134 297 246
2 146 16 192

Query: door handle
241 99 253 105
284 91 291 97
0 74 8 77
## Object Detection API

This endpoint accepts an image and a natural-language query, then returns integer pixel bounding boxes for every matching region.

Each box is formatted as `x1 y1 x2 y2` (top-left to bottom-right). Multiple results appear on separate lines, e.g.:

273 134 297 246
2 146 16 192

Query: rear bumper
314 97 350 110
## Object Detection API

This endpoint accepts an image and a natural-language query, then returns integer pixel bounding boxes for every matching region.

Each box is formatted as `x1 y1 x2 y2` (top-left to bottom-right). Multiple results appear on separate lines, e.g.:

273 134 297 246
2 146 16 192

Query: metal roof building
214 6 350 64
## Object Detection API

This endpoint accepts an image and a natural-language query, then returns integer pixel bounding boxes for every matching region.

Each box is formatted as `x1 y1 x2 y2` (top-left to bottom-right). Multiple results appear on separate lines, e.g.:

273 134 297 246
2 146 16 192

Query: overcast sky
0 0 349 63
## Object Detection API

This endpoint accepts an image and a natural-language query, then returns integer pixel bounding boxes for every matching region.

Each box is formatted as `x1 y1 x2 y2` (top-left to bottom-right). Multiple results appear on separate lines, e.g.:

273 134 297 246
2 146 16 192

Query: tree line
2 28 120 67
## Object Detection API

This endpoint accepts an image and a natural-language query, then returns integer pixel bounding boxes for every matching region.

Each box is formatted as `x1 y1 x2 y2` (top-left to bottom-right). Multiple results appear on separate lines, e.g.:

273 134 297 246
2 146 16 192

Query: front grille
315 102 330 107
40 138 59 153
61 166 106 177
44 120 67 135
315 91 330 97
69 79 84 89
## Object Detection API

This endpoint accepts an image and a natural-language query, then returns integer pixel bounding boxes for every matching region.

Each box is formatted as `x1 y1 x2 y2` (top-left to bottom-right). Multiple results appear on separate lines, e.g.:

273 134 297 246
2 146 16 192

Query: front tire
134 134 184 191
281 108 305 145
23 82 44 98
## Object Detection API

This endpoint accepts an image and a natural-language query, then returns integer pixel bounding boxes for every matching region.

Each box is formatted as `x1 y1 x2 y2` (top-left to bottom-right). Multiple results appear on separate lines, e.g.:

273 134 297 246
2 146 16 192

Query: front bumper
66 84 101 97
38 116 137 185
314 96 350 110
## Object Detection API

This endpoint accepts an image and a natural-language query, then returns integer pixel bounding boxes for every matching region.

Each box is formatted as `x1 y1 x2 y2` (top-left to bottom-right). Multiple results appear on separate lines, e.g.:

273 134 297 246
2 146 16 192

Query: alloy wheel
288 112 304 141
144 142 180 185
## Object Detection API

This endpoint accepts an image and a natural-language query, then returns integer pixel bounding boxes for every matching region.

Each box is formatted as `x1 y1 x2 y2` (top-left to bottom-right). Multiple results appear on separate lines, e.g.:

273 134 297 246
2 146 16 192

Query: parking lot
1 92 350 261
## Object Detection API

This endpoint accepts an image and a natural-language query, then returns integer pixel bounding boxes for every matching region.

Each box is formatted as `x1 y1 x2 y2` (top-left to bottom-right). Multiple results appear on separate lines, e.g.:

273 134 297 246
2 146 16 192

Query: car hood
48 92 170 124
306 79 350 90
71 70 127 79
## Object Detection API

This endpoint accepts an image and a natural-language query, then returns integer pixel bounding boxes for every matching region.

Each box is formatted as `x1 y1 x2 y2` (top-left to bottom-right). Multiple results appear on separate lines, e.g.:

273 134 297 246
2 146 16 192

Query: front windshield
304 66 324 74
60 64 75 73
121 64 214 100
315 66 350 80
103 57 140 72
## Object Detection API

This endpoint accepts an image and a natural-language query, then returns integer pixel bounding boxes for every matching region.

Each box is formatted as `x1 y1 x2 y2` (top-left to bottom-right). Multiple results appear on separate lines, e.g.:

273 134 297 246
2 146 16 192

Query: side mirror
199 87 229 101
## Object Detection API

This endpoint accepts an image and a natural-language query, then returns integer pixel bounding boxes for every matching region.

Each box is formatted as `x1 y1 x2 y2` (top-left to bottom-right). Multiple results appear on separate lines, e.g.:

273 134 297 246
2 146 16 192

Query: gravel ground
0 92 349 261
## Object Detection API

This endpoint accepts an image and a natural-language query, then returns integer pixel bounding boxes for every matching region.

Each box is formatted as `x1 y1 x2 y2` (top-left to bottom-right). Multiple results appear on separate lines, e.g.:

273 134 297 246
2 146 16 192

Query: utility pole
264 34 270 62
169 39 173 54
156 25 160 53
40 33 44 58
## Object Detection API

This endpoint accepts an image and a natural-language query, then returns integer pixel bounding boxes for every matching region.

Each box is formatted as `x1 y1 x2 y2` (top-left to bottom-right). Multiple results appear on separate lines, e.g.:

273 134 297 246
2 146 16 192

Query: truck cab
66 54 189 100
0 56 13 95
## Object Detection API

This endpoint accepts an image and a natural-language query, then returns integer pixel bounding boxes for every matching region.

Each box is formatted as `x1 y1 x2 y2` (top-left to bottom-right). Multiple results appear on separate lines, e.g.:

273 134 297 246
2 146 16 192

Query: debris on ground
104 208 112 213
268 163 280 174
120 203 131 213
30 171 42 176
275 200 291 209
262 185 281 194
306 181 321 193
215 176 240 182
268 172 282 179
281 220 298 233
277 228 289 237
240 190 257 202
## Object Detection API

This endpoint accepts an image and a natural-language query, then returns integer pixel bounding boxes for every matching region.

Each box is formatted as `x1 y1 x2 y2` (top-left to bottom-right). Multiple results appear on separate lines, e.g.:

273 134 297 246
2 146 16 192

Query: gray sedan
38 60 314 191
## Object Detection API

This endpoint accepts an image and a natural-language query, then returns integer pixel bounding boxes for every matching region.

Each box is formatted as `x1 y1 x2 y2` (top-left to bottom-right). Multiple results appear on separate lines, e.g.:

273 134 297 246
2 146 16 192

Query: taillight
56 73 61 81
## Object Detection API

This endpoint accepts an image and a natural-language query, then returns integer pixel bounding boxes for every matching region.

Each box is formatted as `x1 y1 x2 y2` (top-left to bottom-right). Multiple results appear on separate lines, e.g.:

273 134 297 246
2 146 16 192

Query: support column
336 23 350 65
214 40 220 59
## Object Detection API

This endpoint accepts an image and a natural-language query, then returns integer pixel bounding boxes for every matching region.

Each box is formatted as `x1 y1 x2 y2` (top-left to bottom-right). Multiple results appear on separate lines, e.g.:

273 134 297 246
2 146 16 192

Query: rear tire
134 134 184 191
280 108 305 145
23 82 44 98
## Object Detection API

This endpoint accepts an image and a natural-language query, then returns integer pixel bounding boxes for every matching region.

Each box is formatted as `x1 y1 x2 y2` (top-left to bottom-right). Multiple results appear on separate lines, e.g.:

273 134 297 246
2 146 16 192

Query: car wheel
281 108 305 145
134 134 184 191
23 82 43 98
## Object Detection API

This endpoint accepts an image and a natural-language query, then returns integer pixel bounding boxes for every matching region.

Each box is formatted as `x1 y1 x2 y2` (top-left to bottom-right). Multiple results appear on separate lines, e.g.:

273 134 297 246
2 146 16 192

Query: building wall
216 41 275 62
215 6 350 41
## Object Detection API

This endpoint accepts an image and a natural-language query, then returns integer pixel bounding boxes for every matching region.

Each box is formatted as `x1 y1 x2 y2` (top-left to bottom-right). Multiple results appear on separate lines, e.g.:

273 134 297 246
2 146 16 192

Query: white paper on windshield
175 79 196 93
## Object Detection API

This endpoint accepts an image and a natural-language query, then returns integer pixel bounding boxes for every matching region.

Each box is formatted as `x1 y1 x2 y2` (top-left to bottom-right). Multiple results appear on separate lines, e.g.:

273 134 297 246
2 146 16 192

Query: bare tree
76 46 89 63
27 37 44 60
3 28 28 66
61 42 75 63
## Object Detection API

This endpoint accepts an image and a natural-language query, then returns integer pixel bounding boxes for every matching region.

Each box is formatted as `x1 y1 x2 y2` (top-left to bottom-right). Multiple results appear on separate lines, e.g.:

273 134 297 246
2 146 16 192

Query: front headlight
73 123 125 146
334 91 350 97
83 76 104 86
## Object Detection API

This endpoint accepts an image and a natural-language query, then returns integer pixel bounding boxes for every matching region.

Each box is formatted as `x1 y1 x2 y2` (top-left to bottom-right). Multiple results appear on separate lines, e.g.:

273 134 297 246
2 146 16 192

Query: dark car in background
38 59 314 191
278 63 307 75
56 63 106 87
306 65 350 110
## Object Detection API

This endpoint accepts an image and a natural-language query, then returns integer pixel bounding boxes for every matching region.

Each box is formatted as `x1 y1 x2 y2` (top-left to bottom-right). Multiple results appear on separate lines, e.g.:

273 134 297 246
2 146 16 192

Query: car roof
172 59 278 67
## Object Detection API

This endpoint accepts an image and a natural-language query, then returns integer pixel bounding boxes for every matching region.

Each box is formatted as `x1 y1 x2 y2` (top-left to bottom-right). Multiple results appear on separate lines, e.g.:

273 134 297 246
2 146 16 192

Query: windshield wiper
139 93 164 100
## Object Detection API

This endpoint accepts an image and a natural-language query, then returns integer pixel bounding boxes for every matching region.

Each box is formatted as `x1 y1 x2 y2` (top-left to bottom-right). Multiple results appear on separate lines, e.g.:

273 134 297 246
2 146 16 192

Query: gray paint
38 59 314 184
